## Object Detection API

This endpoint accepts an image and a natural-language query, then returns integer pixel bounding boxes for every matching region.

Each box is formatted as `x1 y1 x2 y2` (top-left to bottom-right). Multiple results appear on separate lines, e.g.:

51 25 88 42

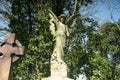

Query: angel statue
42 10 78 80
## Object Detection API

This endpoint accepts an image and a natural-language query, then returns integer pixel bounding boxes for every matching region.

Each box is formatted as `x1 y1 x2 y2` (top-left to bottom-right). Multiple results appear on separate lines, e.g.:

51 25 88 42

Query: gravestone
0 33 24 80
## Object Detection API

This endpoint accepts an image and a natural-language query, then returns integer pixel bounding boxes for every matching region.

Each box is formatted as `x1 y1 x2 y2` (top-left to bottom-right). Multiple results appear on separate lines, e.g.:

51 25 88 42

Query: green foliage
7 0 53 79
89 52 112 80
86 21 120 80
1 0 120 80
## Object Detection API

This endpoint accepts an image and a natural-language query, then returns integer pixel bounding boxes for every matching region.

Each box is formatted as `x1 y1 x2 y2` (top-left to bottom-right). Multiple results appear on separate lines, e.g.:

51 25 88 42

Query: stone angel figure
49 9 78 61
43 10 78 80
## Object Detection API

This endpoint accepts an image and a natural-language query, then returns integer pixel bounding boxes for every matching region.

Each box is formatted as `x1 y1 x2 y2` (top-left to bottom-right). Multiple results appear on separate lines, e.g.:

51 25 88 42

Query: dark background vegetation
0 0 120 80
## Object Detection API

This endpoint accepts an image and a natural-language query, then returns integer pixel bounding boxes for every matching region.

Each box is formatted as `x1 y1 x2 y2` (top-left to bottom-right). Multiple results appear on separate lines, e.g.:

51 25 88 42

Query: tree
86 21 120 80
4 0 119 80
6 0 95 79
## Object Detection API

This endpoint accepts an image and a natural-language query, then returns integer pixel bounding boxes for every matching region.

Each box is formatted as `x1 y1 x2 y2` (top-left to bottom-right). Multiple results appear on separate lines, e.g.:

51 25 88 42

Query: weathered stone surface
0 33 24 80
42 10 73 80
42 77 73 80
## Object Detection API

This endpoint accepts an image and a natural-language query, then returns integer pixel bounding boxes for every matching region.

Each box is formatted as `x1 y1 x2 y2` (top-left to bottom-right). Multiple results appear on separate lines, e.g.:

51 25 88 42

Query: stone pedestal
42 52 73 80
50 76 72 80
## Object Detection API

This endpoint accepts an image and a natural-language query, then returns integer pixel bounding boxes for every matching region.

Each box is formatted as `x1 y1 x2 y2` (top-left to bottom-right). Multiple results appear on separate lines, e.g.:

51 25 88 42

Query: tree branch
71 0 77 18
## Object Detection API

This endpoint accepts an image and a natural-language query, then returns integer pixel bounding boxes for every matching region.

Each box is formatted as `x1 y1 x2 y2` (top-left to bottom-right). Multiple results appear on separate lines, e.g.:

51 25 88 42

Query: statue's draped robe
50 20 68 78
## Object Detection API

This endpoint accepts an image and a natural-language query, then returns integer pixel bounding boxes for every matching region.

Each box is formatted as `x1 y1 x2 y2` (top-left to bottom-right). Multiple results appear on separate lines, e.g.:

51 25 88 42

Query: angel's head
59 14 66 24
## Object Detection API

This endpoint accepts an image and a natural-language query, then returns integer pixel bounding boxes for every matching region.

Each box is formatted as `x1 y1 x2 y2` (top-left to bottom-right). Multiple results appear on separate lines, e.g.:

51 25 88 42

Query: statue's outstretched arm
48 10 59 28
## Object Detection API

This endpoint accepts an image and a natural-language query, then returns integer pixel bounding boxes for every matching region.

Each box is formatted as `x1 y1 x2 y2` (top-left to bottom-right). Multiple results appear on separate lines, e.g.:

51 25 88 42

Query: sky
79 0 120 26
89 0 120 24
